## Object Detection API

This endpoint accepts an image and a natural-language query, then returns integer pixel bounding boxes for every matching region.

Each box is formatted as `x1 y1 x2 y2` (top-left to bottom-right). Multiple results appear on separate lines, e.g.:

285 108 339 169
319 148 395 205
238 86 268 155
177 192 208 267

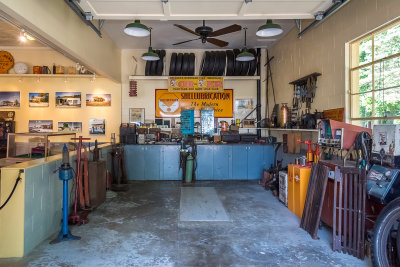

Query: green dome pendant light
142 28 160 61
236 27 255 62
256 20 283 37
124 20 150 37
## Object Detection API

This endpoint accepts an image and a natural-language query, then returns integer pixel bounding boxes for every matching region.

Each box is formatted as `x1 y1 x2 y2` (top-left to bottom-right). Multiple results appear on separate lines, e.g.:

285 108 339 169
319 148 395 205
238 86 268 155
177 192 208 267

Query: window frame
349 19 400 126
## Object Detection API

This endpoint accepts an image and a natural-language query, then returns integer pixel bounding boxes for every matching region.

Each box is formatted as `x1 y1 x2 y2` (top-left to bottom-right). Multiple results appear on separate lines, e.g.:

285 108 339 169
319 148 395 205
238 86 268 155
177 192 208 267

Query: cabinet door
263 145 275 170
125 145 145 180
213 145 231 180
232 145 248 180
144 146 161 180
247 145 264 180
196 145 214 180
161 145 180 180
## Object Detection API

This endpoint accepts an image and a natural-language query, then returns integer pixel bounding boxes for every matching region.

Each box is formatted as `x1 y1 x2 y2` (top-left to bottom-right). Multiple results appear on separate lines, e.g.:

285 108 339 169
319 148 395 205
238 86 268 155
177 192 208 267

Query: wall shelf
0 74 96 78
129 75 260 80
241 127 319 132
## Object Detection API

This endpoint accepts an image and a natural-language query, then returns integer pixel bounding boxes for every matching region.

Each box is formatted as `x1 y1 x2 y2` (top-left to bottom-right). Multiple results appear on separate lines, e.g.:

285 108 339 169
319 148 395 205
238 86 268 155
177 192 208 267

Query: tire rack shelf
128 75 260 80
0 74 96 78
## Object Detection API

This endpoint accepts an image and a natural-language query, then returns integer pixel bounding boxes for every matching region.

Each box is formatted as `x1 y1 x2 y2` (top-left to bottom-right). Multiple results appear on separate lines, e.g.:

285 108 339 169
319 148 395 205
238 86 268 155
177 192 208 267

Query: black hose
0 170 23 210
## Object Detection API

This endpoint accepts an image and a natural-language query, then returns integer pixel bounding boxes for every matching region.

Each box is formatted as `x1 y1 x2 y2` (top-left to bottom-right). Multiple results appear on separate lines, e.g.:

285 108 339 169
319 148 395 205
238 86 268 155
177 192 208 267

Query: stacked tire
169 52 196 76
145 50 166 76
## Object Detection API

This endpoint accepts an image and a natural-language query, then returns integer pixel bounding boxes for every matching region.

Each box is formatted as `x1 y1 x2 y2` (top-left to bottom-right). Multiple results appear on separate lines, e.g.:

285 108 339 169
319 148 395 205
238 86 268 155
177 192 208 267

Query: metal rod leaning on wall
256 48 261 138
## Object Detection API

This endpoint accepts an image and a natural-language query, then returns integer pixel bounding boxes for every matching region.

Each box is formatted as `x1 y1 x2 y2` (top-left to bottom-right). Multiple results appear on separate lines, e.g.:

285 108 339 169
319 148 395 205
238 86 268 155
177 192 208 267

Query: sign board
155 89 233 118
168 76 223 92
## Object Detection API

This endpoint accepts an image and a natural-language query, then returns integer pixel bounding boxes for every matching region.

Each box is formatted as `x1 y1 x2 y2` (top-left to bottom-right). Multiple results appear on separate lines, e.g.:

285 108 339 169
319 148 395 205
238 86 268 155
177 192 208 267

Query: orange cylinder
220 121 228 131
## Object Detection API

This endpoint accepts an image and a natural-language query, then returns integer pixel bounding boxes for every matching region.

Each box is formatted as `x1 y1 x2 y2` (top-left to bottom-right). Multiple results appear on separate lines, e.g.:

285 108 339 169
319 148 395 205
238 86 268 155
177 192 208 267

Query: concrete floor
0 181 371 267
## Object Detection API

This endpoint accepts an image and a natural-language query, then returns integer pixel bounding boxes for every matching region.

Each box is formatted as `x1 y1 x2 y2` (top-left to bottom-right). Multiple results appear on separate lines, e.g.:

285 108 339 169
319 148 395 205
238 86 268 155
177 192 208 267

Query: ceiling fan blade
173 24 199 36
172 38 200 46
210 24 242 37
207 38 229 47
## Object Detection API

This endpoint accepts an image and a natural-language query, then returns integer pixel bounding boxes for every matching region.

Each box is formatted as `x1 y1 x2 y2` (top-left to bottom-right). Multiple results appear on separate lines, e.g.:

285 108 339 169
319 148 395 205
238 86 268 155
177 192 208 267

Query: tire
181 53 189 76
145 60 152 76
175 53 183 75
218 51 226 76
200 51 211 76
188 53 195 76
247 48 257 76
226 50 234 76
169 52 177 75
156 50 166 76
150 50 159 76
372 197 400 267
233 49 242 76
209 51 218 76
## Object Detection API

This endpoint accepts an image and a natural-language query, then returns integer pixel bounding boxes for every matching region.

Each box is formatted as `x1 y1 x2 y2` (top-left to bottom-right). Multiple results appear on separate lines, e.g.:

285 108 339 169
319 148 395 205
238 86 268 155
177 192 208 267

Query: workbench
124 144 277 180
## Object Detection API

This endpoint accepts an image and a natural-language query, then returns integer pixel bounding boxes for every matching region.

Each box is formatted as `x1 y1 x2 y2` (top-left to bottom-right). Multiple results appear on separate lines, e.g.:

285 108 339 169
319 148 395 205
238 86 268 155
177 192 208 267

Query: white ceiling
103 19 295 49
77 0 332 20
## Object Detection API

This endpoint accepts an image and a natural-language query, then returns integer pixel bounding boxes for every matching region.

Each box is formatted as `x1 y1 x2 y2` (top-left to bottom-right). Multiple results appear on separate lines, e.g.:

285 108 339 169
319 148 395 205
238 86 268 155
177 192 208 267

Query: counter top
124 142 279 146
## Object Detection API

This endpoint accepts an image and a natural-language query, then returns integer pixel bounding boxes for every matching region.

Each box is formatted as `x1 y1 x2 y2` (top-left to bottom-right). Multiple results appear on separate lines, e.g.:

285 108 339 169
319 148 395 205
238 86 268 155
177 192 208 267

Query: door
125 145 145 180
161 145 180 180
144 146 161 180
232 145 248 180
263 145 275 170
247 145 264 180
213 145 231 180
196 145 214 180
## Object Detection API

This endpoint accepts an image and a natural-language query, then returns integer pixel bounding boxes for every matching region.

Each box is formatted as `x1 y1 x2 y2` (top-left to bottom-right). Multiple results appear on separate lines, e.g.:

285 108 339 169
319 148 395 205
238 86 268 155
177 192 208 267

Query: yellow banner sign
155 89 233 118
168 76 223 92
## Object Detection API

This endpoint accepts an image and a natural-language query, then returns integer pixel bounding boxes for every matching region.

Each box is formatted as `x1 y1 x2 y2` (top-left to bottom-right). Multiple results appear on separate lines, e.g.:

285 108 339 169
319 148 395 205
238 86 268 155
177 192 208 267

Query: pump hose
0 171 23 210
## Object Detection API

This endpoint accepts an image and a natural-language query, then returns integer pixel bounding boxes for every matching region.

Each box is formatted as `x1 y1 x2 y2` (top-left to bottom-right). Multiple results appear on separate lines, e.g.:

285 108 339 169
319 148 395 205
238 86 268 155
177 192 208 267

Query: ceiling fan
172 20 241 47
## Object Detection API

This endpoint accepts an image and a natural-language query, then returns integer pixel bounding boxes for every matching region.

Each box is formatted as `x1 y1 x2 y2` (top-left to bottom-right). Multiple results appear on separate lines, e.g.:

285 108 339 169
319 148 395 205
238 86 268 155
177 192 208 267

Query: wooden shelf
129 75 260 80
241 128 319 132
0 74 96 78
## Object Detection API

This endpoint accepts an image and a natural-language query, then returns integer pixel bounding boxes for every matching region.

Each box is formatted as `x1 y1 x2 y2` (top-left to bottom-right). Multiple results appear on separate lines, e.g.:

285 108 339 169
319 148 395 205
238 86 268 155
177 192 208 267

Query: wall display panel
155 89 233 118
29 93 49 107
58 122 82 133
55 92 81 108
86 94 111 107
0 91 20 108
89 118 105 135
28 120 53 133
129 108 145 124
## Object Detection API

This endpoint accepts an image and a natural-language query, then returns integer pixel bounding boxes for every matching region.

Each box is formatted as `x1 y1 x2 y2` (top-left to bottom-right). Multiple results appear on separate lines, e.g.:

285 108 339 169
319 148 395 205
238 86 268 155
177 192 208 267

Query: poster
86 94 111 106
168 77 223 92
89 118 105 135
58 122 82 133
29 120 53 133
29 93 49 107
129 108 145 124
0 91 20 108
234 99 256 120
55 92 81 108
155 89 233 118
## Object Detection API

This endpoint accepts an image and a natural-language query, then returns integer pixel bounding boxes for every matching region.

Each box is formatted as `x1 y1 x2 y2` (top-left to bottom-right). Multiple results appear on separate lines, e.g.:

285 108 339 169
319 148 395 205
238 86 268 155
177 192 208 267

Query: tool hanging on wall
264 50 276 124
69 136 91 226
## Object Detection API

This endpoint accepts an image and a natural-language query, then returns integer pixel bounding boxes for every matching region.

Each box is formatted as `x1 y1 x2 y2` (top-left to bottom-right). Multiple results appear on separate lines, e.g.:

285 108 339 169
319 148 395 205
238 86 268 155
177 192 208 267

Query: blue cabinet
125 144 276 181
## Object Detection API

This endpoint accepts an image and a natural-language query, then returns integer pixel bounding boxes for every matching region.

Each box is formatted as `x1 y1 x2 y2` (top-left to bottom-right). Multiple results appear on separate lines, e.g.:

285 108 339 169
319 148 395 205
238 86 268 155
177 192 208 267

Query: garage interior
0 0 399 266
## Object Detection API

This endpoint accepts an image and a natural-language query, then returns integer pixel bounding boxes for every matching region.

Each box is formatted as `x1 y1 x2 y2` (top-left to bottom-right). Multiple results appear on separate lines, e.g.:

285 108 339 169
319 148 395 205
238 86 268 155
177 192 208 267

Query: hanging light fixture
124 20 150 37
236 27 255 62
142 28 159 61
256 20 283 37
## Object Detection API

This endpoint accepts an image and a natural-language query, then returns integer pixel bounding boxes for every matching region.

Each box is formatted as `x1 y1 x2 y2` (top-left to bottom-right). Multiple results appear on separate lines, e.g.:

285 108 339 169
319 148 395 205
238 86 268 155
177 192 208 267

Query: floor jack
69 136 91 226
50 144 80 244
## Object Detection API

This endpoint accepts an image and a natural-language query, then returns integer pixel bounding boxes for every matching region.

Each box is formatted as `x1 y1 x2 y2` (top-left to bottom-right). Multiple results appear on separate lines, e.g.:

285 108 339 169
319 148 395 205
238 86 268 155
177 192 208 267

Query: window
349 20 400 128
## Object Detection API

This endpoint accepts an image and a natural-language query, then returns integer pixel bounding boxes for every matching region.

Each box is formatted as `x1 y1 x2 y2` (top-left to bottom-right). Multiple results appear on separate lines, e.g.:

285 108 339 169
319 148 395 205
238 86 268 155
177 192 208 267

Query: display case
7 132 77 160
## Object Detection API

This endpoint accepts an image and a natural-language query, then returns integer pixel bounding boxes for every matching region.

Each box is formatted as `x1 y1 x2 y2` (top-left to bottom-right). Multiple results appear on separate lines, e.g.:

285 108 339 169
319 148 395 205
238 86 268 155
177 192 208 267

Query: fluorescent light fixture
124 20 150 37
256 20 283 37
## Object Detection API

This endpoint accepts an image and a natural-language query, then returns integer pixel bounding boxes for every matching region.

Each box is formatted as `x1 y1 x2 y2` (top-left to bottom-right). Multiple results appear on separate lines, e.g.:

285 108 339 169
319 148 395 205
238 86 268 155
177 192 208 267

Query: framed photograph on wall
55 92 81 108
58 122 82 133
86 94 111 106
29 93 49 107
0 91 20 108
29 120 53 133
129 108 145 124
89 118 105 135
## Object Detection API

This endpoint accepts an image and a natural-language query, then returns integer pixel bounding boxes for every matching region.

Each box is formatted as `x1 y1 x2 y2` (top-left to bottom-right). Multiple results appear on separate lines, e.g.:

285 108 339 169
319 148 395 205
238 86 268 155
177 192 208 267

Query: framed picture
86 93 111 106
129 108 145 124
235 98 255 119
55 92 81 108
29 120 53 133
89 118 105 135
0 91 20 108
58 122 82 133
29 93 49 107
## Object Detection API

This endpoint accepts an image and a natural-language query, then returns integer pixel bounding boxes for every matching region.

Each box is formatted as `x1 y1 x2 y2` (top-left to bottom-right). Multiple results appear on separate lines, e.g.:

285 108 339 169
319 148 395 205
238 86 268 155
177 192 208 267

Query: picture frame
29 120 53 133
0 91 20 108
86 94 111 106
58 122 82 133
29 93 49 107
89 118 105 135
55 92 81 108
129 108 145 124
